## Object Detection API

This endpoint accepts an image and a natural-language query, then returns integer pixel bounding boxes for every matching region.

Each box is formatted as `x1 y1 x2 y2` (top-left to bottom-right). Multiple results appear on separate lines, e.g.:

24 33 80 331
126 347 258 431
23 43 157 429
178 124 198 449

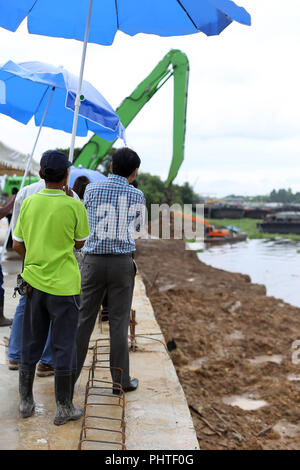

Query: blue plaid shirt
83 174 146 254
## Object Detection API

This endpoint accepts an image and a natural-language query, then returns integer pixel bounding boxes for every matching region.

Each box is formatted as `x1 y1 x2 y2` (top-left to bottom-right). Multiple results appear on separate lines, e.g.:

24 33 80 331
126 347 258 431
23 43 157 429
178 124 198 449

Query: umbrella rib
33 85 51 116
175 0 199 31
115 0 119 29
85 117 89 135
28 0 39 15
2 75 18 83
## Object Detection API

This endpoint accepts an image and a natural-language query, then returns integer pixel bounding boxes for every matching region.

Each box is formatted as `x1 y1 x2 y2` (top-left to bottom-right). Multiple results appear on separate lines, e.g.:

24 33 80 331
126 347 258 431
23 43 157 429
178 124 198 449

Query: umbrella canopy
0 0 250 166
0 0 251 44
0 60 124 141
69 166 106 189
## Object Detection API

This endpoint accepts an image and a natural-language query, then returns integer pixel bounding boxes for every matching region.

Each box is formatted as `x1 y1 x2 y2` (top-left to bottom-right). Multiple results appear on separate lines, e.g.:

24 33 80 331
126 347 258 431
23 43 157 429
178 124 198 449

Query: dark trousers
76 254 135 387
22 287 80 371
0 263 4 298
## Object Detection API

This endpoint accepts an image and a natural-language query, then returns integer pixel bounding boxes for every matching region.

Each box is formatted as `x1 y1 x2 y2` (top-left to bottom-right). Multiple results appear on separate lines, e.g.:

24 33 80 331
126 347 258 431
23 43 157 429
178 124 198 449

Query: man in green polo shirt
13 150 89 426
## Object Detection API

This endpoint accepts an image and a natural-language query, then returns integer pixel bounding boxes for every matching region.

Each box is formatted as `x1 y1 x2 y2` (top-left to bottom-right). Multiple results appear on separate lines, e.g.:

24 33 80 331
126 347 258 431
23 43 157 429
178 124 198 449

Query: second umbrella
0 59 125 260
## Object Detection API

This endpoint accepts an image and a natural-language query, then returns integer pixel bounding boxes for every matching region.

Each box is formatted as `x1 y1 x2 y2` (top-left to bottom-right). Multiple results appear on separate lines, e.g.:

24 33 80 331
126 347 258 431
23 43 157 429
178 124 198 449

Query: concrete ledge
125 275 199 450
0 256 199 450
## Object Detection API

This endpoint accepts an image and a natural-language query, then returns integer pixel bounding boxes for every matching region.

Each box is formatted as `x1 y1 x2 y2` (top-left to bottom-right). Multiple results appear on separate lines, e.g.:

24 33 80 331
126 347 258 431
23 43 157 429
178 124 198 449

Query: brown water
197 238 300 308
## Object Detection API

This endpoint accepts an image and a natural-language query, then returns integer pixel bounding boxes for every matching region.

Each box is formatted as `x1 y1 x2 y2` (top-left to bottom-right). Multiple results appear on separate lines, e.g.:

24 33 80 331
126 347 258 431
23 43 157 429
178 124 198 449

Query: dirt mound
135 238 300 450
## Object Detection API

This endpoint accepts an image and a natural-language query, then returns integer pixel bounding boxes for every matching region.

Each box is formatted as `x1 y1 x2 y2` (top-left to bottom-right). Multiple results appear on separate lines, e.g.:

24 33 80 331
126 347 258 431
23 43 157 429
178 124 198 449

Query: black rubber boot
70 370 77 402
19 365 36 418
0 295 12 327
54 370 83 426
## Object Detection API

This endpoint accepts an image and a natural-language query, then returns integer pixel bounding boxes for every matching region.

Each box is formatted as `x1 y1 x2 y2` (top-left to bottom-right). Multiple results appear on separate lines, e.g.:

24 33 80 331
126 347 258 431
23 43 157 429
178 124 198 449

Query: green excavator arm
73 49 189 186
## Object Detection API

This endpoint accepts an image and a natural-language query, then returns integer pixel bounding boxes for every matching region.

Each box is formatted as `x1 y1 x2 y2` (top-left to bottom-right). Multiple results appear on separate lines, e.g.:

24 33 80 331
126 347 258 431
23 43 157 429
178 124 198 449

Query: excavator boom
73 49 189 186
173 211 229 238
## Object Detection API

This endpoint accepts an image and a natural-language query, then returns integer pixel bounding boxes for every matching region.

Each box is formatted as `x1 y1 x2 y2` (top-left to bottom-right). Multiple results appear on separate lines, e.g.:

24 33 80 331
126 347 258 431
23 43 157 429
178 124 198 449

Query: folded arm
74 240 85 250
13 239 26 259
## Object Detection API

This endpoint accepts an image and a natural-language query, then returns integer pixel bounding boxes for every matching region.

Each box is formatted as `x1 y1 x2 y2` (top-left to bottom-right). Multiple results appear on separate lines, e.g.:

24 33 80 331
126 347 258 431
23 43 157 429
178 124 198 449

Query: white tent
0 140 39 175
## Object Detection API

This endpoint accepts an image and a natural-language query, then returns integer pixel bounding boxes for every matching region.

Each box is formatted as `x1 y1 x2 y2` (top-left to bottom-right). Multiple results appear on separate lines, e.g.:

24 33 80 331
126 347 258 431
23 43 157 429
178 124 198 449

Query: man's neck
45 182 64 190
111 173 132 183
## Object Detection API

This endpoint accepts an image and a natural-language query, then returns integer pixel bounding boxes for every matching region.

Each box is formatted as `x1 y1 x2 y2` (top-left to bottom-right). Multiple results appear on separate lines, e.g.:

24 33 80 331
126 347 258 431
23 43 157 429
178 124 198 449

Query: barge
258 212 300 234
205 204 245 219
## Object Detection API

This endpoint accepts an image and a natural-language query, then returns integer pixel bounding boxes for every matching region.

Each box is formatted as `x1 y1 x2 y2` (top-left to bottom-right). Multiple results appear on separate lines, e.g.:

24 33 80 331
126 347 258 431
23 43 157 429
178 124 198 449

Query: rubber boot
19 364 36 418
0 295 12 327
54 370 83 426
70 370 77 402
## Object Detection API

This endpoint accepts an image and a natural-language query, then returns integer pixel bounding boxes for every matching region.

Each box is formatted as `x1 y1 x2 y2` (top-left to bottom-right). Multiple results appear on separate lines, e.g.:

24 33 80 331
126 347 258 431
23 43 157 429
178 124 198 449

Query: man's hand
74 240 85 250
0 195 16 219
63 185 74 197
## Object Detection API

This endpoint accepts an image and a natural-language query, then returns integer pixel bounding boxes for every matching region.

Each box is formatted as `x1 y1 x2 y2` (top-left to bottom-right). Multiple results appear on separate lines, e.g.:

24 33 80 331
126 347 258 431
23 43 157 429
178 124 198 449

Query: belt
85 253 133 257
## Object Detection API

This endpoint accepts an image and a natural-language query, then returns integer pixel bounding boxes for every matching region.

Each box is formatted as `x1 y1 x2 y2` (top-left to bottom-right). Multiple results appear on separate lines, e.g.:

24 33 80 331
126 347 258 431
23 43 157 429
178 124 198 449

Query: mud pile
135 238 300 450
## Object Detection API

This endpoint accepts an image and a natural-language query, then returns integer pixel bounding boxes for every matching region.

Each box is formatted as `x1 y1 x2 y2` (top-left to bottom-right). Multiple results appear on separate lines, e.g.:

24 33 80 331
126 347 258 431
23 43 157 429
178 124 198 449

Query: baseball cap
40 150 72 174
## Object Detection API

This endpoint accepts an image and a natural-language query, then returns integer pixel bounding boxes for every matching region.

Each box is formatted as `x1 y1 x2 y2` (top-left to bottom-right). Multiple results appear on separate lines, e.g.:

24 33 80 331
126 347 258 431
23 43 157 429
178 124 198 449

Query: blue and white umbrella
0 60 124 142
0 60 125 188
69 166 106 189
0 60 124 261
0 1 251 44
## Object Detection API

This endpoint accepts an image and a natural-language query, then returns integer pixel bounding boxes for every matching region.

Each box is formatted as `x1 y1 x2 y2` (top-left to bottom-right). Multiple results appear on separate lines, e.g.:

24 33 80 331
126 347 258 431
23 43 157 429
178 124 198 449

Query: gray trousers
76 254 135 387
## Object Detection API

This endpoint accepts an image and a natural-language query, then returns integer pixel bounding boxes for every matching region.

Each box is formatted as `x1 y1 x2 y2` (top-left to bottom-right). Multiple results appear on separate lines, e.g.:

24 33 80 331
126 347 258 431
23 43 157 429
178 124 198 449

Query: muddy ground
135 237 300 450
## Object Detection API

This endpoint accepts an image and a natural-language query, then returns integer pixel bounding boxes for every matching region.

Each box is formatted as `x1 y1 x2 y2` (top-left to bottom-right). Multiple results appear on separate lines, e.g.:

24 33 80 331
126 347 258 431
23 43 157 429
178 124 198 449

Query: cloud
0 0 299 198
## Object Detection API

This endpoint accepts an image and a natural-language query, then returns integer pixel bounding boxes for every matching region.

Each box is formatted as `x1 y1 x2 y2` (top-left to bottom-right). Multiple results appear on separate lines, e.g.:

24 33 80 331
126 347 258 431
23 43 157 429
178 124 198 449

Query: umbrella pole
19 86 55 192
68 0 93 170
0 86 55 262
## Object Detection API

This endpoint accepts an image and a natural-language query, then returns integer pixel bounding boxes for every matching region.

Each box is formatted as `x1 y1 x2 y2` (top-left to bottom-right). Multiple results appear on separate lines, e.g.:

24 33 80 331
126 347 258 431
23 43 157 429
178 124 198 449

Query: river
197 238 300 309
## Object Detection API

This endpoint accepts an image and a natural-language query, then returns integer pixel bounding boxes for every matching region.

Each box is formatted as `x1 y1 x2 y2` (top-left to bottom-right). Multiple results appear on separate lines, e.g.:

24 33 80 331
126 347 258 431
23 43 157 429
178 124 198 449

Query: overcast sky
0 0 299 198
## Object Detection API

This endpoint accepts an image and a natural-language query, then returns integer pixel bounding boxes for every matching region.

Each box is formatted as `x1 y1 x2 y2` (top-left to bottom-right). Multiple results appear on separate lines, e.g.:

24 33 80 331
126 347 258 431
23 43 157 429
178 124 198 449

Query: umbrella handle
68 0 94 177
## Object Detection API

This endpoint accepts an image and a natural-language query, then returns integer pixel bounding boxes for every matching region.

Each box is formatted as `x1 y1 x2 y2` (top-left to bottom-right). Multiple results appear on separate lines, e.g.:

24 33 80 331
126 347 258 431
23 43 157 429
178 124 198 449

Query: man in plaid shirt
75 148 145 394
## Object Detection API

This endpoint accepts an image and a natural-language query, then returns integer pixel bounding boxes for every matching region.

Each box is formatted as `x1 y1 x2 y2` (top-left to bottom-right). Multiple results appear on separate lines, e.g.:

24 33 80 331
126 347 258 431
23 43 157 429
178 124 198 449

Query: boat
204 225 247 244
204 232 247 244
205 204 245 219
257 212 300 234
244 207 271 219
173 211 248 244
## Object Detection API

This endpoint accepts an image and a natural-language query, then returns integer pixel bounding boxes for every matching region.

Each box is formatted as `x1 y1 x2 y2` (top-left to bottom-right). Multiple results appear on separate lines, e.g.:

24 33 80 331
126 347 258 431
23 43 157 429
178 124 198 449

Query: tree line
227 188 300 204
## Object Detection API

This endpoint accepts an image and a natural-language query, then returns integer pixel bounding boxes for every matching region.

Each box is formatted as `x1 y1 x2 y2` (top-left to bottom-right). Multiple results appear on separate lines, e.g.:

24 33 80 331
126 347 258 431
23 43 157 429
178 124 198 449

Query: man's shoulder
86 181 107 191
84 181 108 197
17 192 39 216
84 179 145 202
128 186 145 200
62 195 85 210
25 192 83 208
21 192 39 205
16 180 44 203
70 197 85 209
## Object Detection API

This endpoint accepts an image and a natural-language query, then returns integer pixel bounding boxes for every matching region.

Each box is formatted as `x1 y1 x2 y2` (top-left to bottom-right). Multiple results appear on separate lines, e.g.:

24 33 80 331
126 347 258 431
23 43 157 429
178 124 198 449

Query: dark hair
40 149 70 183
73 176 91 199
40 167 68 183
130 179 138 188
112 148 141 178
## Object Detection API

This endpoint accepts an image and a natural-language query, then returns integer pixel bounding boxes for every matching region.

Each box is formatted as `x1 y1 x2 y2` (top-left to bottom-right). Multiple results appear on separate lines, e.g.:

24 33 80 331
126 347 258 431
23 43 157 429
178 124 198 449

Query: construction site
2 215 300 451
0 241 199 451
1 0 300 456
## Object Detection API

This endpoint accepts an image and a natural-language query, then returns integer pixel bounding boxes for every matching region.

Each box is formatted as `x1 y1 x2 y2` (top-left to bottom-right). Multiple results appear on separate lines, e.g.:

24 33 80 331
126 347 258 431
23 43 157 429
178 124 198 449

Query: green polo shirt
13 188 90 296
